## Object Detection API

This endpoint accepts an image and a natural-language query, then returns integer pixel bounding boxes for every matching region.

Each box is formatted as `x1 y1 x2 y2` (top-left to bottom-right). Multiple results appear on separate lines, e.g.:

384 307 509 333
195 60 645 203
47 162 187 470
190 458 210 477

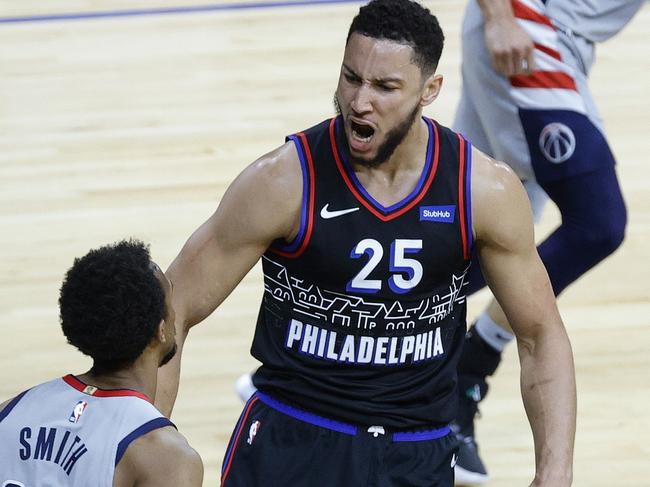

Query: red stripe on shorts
221 397 259 486
512 0 555 29
533 42 562 61
511 71 577 91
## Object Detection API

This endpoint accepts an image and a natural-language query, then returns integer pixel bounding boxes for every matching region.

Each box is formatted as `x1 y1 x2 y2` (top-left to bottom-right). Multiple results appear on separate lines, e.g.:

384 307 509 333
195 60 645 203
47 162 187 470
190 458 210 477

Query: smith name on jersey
0 375 173 486
251 116 474 430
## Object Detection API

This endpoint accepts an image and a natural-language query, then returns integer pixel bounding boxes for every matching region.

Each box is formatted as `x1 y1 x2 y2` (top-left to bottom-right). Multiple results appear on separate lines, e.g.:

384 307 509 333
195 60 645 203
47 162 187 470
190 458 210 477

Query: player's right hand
484 18 536 77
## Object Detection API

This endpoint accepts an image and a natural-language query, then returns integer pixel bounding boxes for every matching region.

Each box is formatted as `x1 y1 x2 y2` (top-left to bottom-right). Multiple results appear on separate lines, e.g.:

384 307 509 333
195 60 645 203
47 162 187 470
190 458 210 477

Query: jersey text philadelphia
285 319 444 365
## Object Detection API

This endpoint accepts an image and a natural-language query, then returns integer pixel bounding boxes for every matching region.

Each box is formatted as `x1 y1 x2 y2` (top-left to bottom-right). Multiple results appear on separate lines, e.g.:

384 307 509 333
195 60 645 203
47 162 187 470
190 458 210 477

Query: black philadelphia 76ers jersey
251 116 473 429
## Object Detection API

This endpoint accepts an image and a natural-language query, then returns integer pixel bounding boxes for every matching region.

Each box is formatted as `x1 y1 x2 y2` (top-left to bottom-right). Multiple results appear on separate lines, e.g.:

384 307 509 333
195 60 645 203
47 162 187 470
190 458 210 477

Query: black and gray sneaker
453 377 489 485
454 432 488 485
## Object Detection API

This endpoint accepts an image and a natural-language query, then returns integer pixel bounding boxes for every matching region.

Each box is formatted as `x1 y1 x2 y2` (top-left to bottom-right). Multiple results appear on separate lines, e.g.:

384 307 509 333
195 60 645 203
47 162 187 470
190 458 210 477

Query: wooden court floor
1 1 648 485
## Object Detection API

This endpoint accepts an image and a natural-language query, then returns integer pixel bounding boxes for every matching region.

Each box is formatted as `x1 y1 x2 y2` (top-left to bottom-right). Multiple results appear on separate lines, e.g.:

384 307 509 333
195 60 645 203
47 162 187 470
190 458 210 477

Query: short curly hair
59 239 166 373
347 0 445 74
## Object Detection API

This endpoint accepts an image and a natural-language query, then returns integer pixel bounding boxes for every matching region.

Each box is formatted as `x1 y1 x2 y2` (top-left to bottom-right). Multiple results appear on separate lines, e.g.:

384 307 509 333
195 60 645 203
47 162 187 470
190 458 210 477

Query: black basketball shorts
220 392 459 487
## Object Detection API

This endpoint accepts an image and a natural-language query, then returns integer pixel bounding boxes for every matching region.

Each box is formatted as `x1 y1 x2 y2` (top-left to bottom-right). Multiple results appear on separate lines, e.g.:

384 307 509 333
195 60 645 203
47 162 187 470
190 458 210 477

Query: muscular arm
472 149 575 487
477 0 536 76
155 141 303 416
113 426 203 487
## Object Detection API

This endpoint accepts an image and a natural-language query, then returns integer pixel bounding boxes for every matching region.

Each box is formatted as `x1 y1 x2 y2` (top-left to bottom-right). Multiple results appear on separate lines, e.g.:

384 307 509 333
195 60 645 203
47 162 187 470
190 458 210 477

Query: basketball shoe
453 376 489 485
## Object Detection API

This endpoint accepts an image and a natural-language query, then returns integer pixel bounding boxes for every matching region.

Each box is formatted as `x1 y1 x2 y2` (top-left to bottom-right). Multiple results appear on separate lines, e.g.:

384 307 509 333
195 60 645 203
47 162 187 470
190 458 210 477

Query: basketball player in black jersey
156 1 576 486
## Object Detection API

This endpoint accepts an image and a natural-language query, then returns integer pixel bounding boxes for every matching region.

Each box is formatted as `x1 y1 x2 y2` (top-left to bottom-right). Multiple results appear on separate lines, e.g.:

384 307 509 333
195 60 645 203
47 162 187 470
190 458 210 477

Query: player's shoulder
116 425 203 486
231 140 303 204
469 147 531 238
470 146 524 204
251 140 301 179
134 424 201 464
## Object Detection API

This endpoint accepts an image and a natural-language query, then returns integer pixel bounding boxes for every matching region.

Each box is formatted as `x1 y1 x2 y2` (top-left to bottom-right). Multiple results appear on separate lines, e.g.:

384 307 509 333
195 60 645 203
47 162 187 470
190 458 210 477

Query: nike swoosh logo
320 204 360 219
451 453 458 468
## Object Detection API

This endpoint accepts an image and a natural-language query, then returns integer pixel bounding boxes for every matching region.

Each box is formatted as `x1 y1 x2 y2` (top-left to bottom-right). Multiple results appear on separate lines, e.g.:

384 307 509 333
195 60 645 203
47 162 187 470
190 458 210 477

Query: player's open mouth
351 120 375 143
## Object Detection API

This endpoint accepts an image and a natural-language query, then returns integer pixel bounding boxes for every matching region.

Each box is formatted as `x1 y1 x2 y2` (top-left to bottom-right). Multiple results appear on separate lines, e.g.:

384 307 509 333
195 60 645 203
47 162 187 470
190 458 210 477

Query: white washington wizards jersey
0 375 173 486
544 0 644 42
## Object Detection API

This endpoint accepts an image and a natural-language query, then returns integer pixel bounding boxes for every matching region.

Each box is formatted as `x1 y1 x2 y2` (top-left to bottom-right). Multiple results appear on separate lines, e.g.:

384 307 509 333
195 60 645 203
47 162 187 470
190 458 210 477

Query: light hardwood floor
1 1 648 485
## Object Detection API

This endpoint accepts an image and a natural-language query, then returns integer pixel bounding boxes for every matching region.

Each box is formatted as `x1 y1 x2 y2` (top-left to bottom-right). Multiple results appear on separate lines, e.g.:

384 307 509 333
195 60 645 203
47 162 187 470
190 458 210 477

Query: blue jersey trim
115 417 175 466
464 139 474 254
257 392 358 435
392 425 451 442
335 117 434 214
0 389 30 423
273 135 310 253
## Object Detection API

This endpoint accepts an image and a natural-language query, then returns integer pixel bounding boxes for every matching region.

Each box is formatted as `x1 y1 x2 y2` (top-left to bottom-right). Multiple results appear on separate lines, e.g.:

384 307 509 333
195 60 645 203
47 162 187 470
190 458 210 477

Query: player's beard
159 342 178 367
334 94 421 168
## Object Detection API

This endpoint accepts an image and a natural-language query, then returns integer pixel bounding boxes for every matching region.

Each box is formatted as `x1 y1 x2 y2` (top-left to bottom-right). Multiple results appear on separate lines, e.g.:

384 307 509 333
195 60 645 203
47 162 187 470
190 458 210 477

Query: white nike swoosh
320 204 360 219
451 453 458 468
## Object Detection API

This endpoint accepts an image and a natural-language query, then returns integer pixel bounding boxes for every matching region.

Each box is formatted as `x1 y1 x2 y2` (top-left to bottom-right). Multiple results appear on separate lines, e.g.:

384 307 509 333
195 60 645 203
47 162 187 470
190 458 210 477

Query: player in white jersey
0 240 203 487
452 0 644 484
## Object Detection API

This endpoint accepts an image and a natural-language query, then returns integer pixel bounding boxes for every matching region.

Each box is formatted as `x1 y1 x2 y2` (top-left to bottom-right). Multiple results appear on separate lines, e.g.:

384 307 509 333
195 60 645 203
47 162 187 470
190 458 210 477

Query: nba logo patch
247 420 261 445
69 400 88 423
419 205 456 223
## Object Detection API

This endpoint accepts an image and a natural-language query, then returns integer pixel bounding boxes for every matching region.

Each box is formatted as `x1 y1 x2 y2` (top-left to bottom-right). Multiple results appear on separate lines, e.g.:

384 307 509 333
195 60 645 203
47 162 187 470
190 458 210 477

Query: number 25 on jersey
347 239 423 294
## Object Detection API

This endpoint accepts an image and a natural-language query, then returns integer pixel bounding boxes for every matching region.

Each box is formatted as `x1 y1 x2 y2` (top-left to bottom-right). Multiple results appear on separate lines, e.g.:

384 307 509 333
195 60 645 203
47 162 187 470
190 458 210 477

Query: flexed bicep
167 141 304 331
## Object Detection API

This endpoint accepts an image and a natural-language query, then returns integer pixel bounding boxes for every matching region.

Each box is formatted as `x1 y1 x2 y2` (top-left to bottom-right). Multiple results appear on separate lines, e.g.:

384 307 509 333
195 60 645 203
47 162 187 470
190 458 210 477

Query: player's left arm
471 148 576 487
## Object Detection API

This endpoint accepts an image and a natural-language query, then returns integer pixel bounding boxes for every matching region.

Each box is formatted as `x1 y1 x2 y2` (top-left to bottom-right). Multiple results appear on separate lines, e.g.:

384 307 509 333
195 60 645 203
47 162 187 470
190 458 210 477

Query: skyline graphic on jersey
262 256 468 332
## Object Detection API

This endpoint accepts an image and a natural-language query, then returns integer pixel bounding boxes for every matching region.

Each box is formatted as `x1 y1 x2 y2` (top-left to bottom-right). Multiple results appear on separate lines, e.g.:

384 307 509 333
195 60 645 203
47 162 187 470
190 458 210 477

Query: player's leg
456 161 626 483
453 2 626 485
460 20 625 350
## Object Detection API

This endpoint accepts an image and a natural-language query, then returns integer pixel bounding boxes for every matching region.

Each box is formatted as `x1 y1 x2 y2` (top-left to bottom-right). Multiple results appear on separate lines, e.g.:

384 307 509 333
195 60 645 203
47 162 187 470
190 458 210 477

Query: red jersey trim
63 374 152 403
457 135 470 261
269 132 316 259
329 118 440 223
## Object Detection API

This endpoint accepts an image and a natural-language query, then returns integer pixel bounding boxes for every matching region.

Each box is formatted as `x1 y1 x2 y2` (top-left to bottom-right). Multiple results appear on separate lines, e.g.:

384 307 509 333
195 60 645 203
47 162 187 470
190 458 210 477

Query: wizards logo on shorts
69 400 88 423
420 205 455 223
